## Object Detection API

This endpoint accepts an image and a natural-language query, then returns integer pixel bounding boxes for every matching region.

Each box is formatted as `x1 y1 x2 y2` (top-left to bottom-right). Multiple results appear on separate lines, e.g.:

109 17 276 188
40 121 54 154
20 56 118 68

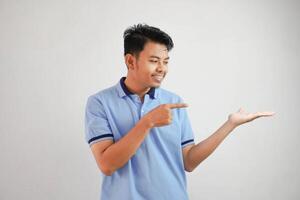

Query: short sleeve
84 95 114 147
178 97 195 148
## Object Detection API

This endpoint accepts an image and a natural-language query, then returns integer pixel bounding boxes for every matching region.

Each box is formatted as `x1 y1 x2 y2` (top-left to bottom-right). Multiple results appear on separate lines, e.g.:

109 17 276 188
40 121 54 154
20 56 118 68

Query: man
84 24 275 200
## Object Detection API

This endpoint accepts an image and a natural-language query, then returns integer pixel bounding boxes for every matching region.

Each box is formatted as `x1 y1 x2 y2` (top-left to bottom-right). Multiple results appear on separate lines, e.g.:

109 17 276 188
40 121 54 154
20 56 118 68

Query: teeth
153 75 163 77
153 75 163 81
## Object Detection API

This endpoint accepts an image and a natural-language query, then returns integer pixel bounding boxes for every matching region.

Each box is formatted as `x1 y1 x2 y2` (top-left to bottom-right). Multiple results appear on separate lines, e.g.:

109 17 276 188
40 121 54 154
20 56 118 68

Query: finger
254 111 276 117
167 103 189 109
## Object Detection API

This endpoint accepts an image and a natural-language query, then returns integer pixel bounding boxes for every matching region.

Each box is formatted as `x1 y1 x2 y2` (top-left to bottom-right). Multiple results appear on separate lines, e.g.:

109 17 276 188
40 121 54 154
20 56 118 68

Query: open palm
228 108 275 126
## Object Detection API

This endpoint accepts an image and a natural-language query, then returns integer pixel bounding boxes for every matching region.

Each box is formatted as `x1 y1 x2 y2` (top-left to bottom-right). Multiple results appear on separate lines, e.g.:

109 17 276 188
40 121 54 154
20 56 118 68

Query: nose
156 61 167 72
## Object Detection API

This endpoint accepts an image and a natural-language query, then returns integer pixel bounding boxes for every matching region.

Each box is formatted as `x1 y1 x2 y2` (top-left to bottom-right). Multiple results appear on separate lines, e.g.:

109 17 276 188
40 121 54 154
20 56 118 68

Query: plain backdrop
1 0 299 199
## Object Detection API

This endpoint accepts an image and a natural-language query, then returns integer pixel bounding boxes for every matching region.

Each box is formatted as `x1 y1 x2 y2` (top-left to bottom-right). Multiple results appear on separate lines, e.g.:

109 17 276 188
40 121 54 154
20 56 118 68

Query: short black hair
123 23 174 58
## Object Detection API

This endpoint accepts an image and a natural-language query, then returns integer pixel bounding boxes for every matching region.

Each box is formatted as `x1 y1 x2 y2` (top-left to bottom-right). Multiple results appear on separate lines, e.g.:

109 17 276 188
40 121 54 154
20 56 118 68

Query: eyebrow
149 56 170 60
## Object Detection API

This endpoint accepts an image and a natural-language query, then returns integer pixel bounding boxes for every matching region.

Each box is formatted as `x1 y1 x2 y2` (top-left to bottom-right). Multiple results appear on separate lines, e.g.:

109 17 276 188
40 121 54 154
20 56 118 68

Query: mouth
152 74 164 82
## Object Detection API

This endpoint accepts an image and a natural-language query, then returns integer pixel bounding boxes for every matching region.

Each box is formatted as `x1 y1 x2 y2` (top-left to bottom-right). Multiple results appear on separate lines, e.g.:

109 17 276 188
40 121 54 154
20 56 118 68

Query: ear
124 54 136 70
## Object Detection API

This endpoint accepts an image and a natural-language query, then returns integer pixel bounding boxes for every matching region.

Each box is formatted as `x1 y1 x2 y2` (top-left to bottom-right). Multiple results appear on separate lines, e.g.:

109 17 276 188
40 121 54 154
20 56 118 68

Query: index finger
167 103 189 109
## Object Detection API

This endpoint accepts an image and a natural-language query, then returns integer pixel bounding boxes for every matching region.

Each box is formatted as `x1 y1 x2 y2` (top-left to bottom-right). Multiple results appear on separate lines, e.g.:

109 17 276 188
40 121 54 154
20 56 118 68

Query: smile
152 75 164 82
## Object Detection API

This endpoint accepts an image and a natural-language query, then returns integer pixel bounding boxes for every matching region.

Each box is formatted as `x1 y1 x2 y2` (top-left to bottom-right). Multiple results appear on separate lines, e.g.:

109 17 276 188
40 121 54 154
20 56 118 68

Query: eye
164 62 168 65
150 60 158 63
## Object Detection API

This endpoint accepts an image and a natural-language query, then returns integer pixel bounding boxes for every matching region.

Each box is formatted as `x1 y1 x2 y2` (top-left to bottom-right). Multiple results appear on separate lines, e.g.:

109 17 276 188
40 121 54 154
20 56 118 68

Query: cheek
140 63 156 73
165 65 169 72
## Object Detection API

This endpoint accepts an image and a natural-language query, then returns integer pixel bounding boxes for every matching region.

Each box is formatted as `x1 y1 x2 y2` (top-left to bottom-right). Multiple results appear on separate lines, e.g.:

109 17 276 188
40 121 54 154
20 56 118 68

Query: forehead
140 41 169 58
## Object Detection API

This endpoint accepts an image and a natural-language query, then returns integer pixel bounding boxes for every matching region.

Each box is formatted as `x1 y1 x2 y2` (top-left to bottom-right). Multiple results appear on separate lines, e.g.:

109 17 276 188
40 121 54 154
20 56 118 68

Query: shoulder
89 85 118 100
86 84 118 107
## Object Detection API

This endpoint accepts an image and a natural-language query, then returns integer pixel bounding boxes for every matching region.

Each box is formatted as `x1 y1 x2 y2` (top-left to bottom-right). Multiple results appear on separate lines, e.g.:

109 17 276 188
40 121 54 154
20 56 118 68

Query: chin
151 81 162 88
147 76 164 87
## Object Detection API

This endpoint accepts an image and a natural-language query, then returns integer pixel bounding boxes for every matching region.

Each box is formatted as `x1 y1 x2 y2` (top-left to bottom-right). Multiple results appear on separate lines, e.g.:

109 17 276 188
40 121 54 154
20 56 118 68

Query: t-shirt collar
119 76 156 99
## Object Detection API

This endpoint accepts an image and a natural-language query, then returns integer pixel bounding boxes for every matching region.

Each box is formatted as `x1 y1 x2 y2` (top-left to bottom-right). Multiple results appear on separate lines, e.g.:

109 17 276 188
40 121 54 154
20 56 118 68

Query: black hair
123 23 174 58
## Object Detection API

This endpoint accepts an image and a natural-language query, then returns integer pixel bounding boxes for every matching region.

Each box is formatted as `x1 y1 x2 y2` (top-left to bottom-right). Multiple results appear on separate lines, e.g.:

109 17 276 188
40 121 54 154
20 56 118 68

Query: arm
91 103 187 176
183 108 275 172
183 120 236 172
91 117 152 176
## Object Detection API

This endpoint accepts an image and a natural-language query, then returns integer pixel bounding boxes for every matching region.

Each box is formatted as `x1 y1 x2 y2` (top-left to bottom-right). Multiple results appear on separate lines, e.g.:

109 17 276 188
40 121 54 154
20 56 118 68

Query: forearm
186 120 237 171
102 117 152 174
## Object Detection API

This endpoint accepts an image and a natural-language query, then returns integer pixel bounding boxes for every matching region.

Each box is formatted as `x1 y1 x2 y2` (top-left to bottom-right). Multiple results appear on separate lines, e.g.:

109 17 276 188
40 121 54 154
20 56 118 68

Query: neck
124 75 151 99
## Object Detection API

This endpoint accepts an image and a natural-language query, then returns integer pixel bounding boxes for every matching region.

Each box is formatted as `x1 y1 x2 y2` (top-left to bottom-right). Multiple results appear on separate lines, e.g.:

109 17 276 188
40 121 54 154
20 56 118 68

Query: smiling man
84 24 275 200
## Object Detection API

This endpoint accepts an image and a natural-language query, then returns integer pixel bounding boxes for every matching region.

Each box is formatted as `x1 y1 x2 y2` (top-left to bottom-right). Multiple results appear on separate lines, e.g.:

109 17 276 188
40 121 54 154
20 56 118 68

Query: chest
104 97 181 149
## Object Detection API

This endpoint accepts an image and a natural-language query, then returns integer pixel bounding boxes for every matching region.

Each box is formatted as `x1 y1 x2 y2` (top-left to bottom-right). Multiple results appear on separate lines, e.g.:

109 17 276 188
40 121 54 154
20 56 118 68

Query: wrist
226 119 238 130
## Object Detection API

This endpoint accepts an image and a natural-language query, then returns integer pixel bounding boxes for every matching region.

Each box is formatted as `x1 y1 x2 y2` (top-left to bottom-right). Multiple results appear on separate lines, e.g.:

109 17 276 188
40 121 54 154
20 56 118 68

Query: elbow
98 159 115 176
101 167 114 176
184 161 196 172
100 167 114 176
185 166 194 173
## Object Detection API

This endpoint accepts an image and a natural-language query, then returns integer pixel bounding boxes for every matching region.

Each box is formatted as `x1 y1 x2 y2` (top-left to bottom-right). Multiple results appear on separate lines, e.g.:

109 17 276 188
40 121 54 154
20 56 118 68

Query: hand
143 103 188 128
228 107 276 127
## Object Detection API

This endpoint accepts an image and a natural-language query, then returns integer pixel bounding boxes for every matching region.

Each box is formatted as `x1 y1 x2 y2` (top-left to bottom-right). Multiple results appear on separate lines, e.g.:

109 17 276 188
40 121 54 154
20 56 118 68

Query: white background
1 0 299 199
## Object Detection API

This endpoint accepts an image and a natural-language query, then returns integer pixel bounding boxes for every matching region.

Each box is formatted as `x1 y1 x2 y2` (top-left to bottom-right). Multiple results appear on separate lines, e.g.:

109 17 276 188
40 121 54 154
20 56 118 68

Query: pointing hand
143 103 188 128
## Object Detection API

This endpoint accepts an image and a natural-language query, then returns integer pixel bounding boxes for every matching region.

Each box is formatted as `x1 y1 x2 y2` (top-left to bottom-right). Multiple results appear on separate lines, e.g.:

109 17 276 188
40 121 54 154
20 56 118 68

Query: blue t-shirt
85 77 195 200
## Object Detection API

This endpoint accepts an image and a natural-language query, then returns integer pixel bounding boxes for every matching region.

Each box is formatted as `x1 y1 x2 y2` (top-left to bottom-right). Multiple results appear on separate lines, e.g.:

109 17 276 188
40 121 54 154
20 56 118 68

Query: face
127 41 169 88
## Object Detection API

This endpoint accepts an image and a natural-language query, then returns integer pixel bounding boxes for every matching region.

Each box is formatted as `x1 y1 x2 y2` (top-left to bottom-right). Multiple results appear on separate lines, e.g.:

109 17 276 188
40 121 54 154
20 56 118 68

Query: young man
84 24 275 200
